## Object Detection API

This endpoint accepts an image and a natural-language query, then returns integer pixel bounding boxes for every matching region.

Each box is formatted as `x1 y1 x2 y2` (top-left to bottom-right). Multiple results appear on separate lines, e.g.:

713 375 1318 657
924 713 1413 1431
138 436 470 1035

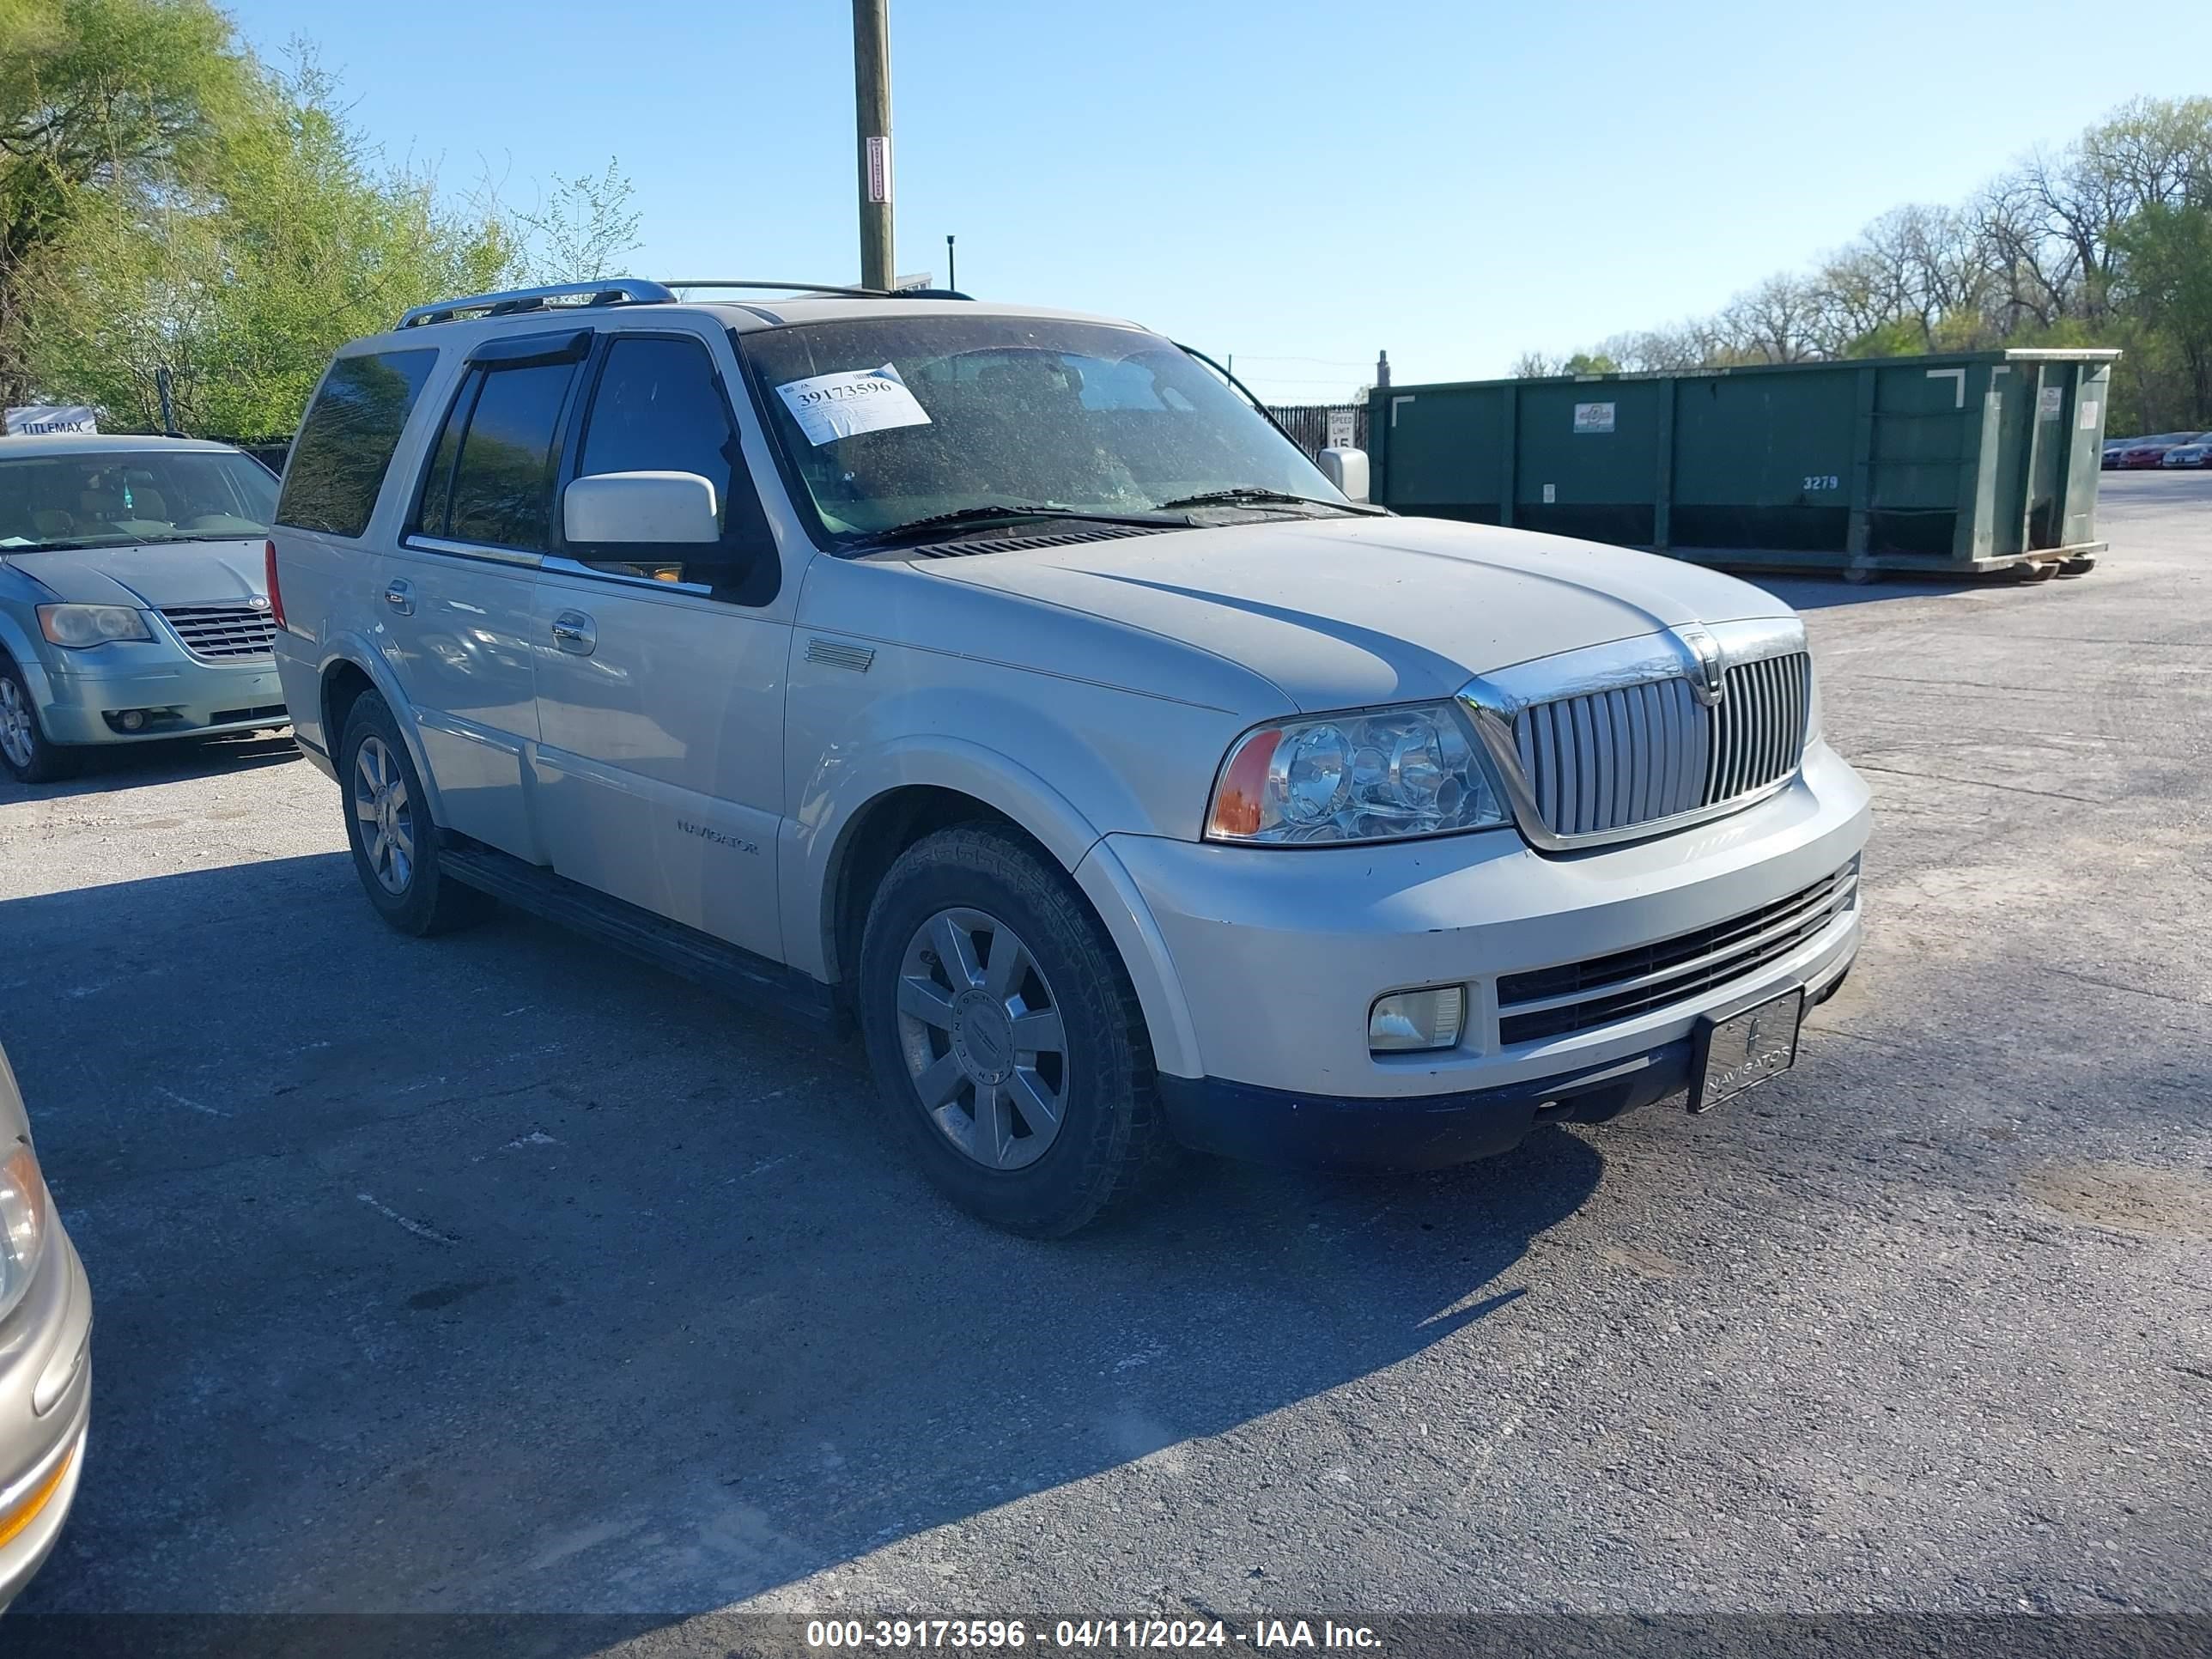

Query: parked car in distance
0 1042 91 1609
272 278 1871 1236
2110 431 2209 470
0 434 289 784
2101 438 2131 468
2157 437 2212 469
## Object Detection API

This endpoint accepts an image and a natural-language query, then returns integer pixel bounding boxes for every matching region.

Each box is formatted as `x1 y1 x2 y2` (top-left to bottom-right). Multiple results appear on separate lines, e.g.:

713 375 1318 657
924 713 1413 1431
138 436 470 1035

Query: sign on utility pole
854 0 894 292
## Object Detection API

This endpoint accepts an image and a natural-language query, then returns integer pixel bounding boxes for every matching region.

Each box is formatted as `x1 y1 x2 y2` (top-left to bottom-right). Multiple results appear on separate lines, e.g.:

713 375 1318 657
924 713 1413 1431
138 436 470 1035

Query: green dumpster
1367 349 2118 578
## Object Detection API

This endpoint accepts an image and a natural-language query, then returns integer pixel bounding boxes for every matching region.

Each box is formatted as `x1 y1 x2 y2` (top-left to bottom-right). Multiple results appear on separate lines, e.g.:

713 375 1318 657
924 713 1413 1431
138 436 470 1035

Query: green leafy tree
0 0 261 402
15 58 515 438
2111 203 2212 420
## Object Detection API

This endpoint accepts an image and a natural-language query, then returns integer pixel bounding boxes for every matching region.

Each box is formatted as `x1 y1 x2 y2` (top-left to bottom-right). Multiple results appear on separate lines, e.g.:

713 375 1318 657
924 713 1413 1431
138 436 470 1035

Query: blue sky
226 0 2178 402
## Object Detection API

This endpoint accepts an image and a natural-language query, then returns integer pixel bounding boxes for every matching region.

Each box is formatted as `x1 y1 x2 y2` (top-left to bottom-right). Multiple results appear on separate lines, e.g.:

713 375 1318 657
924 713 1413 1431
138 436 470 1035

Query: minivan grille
161 605 275 659
1510 652 1810 840
1497 857 1858 1046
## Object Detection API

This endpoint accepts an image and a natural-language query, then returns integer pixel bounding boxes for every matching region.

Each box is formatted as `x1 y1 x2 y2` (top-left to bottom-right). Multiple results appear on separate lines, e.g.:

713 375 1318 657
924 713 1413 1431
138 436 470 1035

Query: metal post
1376 349 1390 390
945 234 956 293
853 0 894 292
155 366 176 434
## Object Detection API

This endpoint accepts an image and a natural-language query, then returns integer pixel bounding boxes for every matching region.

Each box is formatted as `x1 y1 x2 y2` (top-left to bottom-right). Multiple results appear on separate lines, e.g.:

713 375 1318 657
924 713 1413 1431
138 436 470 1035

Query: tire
858 823 1164 1237
0 656 76 785
2058 554 2098 577
337 691 489 937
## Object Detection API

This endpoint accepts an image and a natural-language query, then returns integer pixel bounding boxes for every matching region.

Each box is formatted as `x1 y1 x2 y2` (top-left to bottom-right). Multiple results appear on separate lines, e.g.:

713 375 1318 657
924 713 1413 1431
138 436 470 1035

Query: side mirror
562 471 720 545
1316 447 1370 504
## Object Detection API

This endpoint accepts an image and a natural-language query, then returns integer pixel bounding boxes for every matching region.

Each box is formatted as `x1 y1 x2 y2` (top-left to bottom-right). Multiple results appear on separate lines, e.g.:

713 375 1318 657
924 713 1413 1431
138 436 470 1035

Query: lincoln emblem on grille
1675 625 1728 706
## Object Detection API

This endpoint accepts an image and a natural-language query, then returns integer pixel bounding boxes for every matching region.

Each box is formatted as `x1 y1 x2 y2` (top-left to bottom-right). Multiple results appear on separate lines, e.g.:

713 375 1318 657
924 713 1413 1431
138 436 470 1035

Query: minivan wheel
858 823 1163 1237
0 659 76 785
337 691 489 936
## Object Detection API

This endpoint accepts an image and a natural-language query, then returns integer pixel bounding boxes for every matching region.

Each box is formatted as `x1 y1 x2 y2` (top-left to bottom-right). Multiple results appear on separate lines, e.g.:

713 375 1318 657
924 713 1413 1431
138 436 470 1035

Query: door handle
550 611 596 655
384 580 414 617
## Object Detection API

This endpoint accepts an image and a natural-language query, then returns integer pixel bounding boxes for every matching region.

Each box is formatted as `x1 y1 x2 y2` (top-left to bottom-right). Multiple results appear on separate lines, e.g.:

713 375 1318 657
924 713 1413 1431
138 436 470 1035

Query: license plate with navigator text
1687 987 1805 1113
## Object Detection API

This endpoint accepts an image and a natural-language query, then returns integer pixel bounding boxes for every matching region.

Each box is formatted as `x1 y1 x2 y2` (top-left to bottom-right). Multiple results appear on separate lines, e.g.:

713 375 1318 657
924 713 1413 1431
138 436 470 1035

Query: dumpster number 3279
1802 474 1840 491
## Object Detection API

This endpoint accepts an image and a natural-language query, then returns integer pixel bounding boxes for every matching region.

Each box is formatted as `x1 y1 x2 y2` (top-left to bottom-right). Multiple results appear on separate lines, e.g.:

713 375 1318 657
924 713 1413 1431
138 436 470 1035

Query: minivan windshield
737 313 1354 547
0 448 278 552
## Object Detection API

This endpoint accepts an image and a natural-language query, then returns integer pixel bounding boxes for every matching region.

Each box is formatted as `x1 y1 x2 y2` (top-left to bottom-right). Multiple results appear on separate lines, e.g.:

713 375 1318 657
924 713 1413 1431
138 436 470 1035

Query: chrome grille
1498 857 1859 1047
1705 653 1812 805
161 605 275 659
1509 650 1810 841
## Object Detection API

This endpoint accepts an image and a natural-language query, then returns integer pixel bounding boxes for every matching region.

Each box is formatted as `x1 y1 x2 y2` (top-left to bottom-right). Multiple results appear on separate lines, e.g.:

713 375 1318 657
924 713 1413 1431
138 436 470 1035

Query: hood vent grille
906 524 1170 559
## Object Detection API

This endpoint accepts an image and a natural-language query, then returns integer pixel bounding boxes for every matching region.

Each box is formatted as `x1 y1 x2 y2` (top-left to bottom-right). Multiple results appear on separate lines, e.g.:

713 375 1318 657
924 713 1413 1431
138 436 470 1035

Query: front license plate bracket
1688 987 1805 1113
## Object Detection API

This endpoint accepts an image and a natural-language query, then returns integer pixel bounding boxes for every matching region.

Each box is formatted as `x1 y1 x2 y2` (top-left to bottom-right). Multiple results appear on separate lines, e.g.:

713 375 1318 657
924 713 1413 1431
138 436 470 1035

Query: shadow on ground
4 852 1604 1625
0 729 300 799
1747 573 2003 611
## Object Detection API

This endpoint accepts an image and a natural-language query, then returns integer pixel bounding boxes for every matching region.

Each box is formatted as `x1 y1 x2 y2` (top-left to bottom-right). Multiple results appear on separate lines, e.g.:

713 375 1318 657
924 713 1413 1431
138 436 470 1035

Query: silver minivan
271 279 1869 1236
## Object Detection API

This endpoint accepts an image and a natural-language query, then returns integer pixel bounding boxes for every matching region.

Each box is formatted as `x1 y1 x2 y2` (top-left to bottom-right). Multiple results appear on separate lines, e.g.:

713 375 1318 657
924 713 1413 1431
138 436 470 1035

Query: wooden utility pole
854 0 894 291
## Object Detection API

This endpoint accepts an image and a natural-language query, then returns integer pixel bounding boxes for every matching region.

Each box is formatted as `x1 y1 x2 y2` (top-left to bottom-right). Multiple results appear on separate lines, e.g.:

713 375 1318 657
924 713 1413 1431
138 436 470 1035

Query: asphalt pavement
1 473 2206 1639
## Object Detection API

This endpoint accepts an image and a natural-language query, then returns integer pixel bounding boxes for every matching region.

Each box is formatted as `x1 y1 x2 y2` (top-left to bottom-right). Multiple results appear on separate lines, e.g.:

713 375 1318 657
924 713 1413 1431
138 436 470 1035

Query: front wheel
0 659 76 785
337 692 489 936
858 823 1164 1237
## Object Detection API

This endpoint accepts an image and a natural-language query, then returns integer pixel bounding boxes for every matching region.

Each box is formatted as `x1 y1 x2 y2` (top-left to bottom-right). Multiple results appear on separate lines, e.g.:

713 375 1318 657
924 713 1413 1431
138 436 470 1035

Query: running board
437 842 834 1027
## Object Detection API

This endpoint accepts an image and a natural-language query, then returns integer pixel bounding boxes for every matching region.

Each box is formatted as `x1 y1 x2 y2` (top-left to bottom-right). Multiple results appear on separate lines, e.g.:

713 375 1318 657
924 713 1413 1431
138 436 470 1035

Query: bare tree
509 158 641 284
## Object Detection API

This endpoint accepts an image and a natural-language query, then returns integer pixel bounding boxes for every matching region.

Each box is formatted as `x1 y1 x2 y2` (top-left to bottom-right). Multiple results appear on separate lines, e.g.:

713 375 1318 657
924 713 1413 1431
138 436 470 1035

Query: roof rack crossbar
398 278 677 329
663 279 972 301
662 280 889 297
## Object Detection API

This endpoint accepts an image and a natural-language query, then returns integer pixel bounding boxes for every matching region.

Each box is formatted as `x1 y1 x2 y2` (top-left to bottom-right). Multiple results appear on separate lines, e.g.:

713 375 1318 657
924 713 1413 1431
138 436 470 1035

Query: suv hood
918 515 1795 711
4 538 267 609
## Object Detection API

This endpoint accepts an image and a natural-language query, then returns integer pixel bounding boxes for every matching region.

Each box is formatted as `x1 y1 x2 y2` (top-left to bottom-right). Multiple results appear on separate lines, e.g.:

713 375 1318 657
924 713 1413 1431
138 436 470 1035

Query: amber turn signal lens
1206 727 1283 839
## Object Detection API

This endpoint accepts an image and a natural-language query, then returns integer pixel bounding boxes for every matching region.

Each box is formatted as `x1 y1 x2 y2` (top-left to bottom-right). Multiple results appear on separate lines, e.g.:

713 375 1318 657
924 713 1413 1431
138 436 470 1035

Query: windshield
0 448 278 551
737 314 1350 546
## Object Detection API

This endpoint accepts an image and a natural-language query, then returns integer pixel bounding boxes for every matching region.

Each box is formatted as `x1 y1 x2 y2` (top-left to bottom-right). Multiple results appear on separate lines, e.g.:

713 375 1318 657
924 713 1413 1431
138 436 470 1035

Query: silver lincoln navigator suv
269 279 1870 1236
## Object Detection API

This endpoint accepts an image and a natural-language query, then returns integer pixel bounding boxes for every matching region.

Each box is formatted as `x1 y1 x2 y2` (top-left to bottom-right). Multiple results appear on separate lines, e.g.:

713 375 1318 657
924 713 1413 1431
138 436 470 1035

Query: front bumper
0 1223 91 1610
1094 740 1871 1160
1158 944 1856 1168
33 638 287 746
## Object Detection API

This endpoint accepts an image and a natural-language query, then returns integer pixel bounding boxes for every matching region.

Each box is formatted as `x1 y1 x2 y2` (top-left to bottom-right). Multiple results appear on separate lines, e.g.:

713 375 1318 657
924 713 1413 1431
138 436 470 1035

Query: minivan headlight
38 603 152 647
1205 702 1509 844
0 1145 50 1322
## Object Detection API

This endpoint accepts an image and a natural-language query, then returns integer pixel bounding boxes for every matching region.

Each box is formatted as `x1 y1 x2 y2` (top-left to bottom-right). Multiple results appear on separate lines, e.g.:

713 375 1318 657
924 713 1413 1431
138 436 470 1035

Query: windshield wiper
1150 487 1380 514
854 504 1182 549
1 531 252 553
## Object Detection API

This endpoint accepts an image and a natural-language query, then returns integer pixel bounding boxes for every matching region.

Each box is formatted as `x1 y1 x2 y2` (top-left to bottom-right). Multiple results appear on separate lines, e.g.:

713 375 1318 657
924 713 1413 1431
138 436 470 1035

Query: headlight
38 603 153 647
1205 702 1510 844
0 1144 49 1322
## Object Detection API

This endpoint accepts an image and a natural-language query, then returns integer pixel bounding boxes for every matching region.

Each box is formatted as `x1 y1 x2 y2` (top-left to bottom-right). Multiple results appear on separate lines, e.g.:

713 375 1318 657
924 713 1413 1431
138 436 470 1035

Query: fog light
1369 986 1466 1053
118 709 146 731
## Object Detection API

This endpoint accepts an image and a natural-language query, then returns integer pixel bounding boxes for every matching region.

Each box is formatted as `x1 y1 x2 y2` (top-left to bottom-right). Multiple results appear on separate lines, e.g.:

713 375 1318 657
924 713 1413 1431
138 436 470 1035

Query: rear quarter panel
270 339 459 781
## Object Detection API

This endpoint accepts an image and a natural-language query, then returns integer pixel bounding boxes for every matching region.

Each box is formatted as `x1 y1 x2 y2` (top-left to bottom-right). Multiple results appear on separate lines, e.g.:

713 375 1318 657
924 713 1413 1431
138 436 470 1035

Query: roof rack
398 279 676 329
665 279 885 297
397 275 979 329
665 279 974 301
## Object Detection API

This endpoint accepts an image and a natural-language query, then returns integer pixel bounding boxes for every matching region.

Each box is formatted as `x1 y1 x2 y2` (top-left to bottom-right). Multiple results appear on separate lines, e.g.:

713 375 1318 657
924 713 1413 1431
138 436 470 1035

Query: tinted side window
438 361 577 551
574 335 775 599
580 337 737 507
276 349 439 537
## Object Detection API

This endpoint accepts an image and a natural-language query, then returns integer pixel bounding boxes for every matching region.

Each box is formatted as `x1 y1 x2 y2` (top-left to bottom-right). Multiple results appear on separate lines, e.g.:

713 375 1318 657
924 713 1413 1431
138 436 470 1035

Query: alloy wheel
0 676 33 769
895 906 1070 1170
352 735 416 894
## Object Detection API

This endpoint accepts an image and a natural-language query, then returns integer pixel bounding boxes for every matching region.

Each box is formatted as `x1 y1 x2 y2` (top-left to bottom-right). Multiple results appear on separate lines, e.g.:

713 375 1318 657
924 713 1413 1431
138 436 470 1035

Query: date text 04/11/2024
801 1619 1383 1650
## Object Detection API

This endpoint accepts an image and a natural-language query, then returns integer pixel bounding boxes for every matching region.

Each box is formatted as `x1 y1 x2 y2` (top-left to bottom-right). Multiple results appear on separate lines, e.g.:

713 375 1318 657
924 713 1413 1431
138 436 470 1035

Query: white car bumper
1088 741 1871 1166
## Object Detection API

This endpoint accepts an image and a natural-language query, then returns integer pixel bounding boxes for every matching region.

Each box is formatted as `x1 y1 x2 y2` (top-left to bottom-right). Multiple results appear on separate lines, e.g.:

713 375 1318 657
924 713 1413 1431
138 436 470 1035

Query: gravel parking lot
2 475 2207 1636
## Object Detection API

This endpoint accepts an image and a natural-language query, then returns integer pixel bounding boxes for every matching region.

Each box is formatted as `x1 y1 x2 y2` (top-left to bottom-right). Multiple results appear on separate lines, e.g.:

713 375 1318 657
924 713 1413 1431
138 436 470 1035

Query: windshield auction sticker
775 363 933 446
